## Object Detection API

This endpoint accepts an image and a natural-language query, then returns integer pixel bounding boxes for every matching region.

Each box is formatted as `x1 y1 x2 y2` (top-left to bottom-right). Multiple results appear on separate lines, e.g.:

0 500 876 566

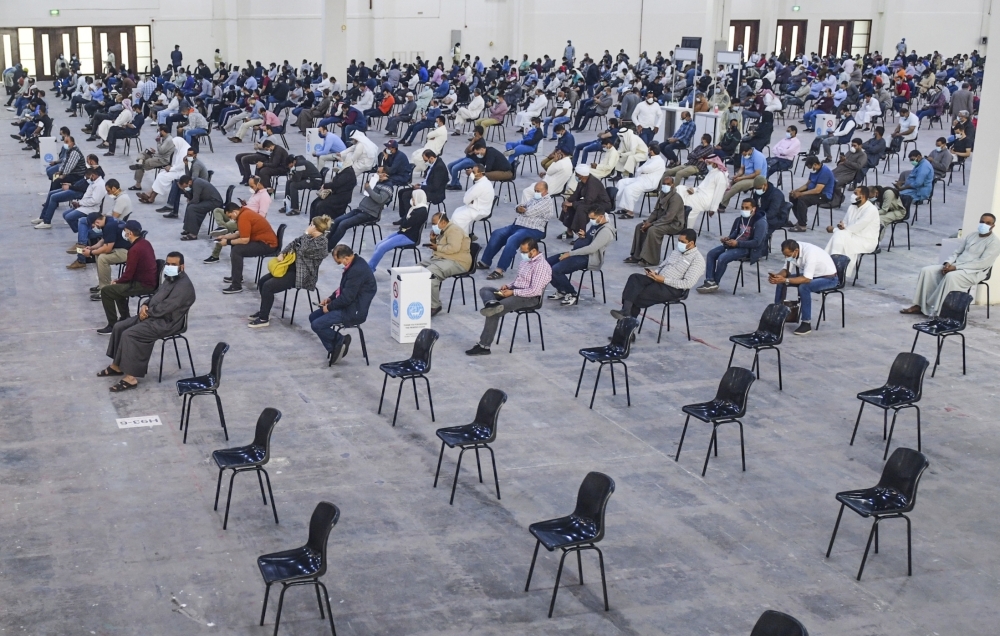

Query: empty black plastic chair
826 447 929 580
525 472 615 618
675 367 755 476
258 501 340 636
911 290 973 377
851 353 929 459
575 317 639 408
212 408 281 530
815 254 850 330
176 342 229 444
433 388 507 504
638 289 691 342
750 609 809 636
496 297 545 352
378 328 438 426
728 303 790 390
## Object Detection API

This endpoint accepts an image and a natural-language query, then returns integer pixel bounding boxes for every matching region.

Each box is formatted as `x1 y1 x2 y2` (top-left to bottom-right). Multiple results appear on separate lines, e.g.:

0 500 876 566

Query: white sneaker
561 295 579 306
547 291 566 300
34 222 52 229
29 218 43 225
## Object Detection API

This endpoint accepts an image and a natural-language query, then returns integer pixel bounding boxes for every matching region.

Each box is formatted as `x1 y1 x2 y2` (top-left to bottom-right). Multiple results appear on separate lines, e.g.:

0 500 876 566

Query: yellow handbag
267 251 296 277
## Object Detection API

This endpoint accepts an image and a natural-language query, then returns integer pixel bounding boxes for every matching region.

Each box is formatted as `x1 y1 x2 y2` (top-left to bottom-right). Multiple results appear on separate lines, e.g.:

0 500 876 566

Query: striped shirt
514 195 553 232
656 247 705 290
511 253 552 298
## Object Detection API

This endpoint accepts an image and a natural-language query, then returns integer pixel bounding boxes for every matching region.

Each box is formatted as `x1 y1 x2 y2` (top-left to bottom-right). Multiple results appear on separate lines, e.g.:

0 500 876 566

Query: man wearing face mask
254 139 290 190
450 164 495 237
625 175 685 266
824 185 880 278
377 139 413 186
559 163 613 238
767 126 801 177
159 148 208 215
547 208 616 305
130 125 175 191
177 174 224 240
697 198 768 293
903 214 1000 316
832 137 868 187
769 239 839 335
312 124 347 174
310 159 358 221
96 220 157 330
503 116 544 163
788 156 834 232
661 110 695 167
419 212 472 316
466 237 552 355
326 168 393 251
58 168 106 233
539 124 575 172
750 176 789 239
99 251 196 391
631 91 661 146
308 244 378 364
616 143 666 220
479 182 552 280
895 150 934 202
611 229 704 319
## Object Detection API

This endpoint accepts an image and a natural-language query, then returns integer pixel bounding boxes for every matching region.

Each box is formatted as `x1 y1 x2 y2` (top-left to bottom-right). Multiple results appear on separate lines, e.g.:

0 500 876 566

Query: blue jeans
767 157 793 176
309 308 348 353
774 276 840 322
369 234 415 270
41 190 81 223
638 128 655 146
183 127 207 148
705 246 749 284
542 116 571 138
327 209 373 250
803 109 822 129
448 157 476 186
481 225 546 271
63 209 92 244
547 254 589 295
504 142 536 161
45 164 61 179
573 139 601 165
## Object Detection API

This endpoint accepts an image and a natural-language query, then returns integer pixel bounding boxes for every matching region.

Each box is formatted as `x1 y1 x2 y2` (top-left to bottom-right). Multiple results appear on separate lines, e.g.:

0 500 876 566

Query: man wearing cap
377 139 413 186
624 175 685 266
385 92 417 137
96 221 158 329
478 181 553 280
559 163 613 239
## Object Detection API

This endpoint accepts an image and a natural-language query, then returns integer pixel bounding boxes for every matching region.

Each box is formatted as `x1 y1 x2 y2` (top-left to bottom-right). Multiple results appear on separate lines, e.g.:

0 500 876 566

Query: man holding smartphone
611 229 704 320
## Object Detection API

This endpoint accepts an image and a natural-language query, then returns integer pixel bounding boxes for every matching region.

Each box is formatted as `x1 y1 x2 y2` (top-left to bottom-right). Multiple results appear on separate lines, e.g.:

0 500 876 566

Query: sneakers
329 334 351 365
480 304 506 317
223 277 233 283
90 286 101 293
222 285 243 294
203 255 220 264
209 229 228 238
248 312 260 320
247 317 270 328
29 218 43 225
793 321 812 336
696 281 719 293
66 261 87 270
560 294 579 306
96 325 114 335
155 205 172 213
465 344 491 356
34 222 52 229
548 291 567 300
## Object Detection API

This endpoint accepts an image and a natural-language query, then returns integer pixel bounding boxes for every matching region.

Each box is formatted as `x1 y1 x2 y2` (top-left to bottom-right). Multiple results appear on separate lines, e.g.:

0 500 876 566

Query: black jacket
479 147 512 174
424 158 449 204
725 212 768 262
752 186 787 236
289 156 321 182
398 205 429 244
325 255 378 324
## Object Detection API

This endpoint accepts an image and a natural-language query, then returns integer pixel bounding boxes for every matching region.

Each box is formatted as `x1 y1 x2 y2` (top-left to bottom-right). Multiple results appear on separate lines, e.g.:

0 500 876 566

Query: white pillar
321 0 348 85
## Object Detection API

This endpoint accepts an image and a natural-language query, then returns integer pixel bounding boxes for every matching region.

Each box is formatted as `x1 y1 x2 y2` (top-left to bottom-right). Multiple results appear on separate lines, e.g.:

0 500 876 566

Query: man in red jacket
97 220 159 333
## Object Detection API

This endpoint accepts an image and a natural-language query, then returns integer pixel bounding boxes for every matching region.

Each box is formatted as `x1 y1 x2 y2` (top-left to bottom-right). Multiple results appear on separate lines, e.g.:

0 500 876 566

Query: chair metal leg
433 441 446 488
422 375 435 421
857 518 881 580
223 469 237 529
411 377 420 411
850 402 865 445
535 312 545 350
588 364 604 409
475 447 483 483
377 373 389 414
486 445 500 499
914 405 921 451
574 358 588 397
702 425 717 476
262 468 279 524
548 549 570 618
596 546 609 611
272 583 289 636
158 339 166 382
390 379 405 426
622 361 631 406
314 580 325 618
675 415 690 461
905 514 913 576
318 581 337 635
214 392 228 440
213 467 224 510
260 583 271 626
826 502 845 557
727 343 737 368
884 409 900 460
775 347 783 391
257 468 267 504
449 447 465 505
525 540 541 591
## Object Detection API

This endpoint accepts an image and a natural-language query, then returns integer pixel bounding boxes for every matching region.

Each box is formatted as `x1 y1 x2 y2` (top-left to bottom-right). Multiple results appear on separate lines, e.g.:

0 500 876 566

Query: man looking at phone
768 239 839 335
610 229 704 319
212 202 279 294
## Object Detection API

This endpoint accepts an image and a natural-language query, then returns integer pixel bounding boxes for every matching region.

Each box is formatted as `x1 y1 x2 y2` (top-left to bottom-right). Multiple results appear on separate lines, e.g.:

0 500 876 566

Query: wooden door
0 28 19 71
820 21 854 58
729 21 760 61
34 28 78 79
93 27 137 75
775 20 808 61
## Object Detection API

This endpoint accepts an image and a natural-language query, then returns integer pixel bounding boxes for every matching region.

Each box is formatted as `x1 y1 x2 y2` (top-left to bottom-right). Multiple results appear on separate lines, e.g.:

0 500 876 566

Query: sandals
97 366 124 377
486 271 504 280
180 233 198 241
109 379 138 392
128 185 142 191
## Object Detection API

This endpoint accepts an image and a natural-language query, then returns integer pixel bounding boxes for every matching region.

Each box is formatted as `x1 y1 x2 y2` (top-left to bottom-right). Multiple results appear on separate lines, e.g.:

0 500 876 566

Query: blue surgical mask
533 191 542 200
979 222 992 235
587 220 597 229
785 132 792 139
163 265 180 277
431 225 441 235
660 185 670 193
520 252 530 261
676 242 688 253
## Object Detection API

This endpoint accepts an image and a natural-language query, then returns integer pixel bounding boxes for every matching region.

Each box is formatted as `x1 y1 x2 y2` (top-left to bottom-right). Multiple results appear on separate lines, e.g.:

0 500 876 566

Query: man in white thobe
615 145 666 218
341 130 378 176
452 89 485 134
513 90 548 131
825 186 881 277
902 214 1000 316
680 158 731 231
525 151 574 202
614 128 649 176
149 137 191 198
451 165 494 236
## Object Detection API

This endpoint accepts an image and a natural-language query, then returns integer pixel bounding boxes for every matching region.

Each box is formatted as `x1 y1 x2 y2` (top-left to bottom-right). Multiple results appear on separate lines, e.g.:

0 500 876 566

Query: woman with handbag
248 215 332 328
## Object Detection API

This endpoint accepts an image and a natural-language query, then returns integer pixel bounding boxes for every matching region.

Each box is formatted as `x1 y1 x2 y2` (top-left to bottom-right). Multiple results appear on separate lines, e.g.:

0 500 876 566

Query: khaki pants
476 118 499 128
96 248 129 288
664 165 700 180
720 179 756 209
210 209 239 258
420 258 468 309
132 156 169 188
234 118 263 140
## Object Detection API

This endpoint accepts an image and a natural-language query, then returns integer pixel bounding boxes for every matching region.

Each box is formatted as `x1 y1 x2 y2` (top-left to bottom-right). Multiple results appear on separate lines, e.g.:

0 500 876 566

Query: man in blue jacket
696 198 768 293
898 149 934 201
309 244 378 365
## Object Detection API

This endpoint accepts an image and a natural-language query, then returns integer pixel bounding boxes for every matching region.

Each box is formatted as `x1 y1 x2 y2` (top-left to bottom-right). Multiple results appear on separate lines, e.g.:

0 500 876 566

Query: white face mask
676 242 688 253
741 209 752 218
785 132 792 139
519 251 531 261
661 185 671 193
431 225 442 235
163 265 180 277
587 220 597 229
533 191 542 200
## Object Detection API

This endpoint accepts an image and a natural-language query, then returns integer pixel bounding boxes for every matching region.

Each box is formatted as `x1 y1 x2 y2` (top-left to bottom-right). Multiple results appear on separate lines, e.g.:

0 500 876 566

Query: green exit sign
49 9 60 16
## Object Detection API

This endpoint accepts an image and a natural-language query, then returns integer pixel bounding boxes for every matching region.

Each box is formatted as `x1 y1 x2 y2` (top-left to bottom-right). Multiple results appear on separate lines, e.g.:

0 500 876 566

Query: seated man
377 139 412 186
67 211 130 287
178 175 225 239
825 185 880 278
98 251 196 392
895 149 934 202
664 133 716 181
751 176 789 239
768 239 840 336
832 137 867 188
60 169 106 236
466 237 552 356
450 164 494 237
902 214 1000 316
559 164 612 239
503 117 543 162
718 143 766 213
766 125 801 176
616 143 666 220
97 220 158 331
398 150 448 218
610 229 704 319
214 203 279 294
860 126 887 180
326 167 393 250
419 212 471 316
788 155 835 232
385 91 416 137
624 175 685 267
479 181 553 280
282 154 323 216
696 198 768 293
309 244 378 364
547 208 616 306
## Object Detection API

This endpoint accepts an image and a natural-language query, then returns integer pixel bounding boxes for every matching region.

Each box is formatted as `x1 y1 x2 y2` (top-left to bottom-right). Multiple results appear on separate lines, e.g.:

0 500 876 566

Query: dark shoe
431 306 442 316
696 281 719 294
465 344 491 356
223 277 233 283
102 151 114 157
476 261 491 270
222 285 243 294
446 184 463 190
90 293 102 301
793 322 812 336
788 225 807 233
486 271 504 280
156 206 172 212
248 312 260 320
610 309 626 321
247 317 270 328
96 325 114 335
89 286 101 293
329 334 351 365
623 257 641 264
391 220 403 226
203 256 220 264
163 213 179 219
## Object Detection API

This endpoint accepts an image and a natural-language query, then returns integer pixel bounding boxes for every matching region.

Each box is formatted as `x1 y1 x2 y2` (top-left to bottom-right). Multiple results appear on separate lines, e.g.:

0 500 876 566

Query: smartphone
76 248 84 254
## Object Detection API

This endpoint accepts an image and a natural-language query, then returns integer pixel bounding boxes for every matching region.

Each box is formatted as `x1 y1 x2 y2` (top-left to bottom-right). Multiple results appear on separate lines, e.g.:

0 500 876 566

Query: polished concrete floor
1 99 998 636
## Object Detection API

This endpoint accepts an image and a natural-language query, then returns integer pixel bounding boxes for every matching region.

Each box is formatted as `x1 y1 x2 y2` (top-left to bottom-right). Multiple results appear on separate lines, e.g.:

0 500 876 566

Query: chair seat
836 486 913 517
213 444 267 469
257 546 323 584
175 374 219 396
579 345 626 362
682 399 743 422
379 359 430 378
529 514 600 550
913 318 963 335
857 385 919 408
436 423 493 447
729 330 780 348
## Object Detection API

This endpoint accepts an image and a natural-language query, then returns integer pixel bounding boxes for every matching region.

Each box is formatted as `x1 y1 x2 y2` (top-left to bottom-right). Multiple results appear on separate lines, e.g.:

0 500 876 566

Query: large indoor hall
1 1 999 634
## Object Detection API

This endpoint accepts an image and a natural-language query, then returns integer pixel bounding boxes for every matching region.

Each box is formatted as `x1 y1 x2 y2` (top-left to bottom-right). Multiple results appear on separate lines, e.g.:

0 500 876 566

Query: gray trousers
478 286 540 347
420 258 467 309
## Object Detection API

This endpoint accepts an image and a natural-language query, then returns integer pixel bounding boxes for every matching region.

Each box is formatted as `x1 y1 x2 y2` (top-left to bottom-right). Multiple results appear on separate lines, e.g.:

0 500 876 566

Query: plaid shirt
674 119 696 145
514 195 553 231
511 253 552 298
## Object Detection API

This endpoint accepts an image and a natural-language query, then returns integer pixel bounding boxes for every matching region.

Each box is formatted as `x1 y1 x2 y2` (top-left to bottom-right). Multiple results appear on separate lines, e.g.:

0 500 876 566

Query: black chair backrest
465 243 482 275
610 317 640 356
829 254 850 289
750 609 809 636
275 223 287 252
983 267 993 283
320 166 330 181
207 169 214 183
885 352 929 397
572 472 615 543
210 342 230 383
305 501 341 576
251 407 282 460
877 447 929 512
224 184 236 207
715 367 756 414
472 388 507 440
411 328 439 370
938 290 973 327
757 303 790 340
151 259 166 292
